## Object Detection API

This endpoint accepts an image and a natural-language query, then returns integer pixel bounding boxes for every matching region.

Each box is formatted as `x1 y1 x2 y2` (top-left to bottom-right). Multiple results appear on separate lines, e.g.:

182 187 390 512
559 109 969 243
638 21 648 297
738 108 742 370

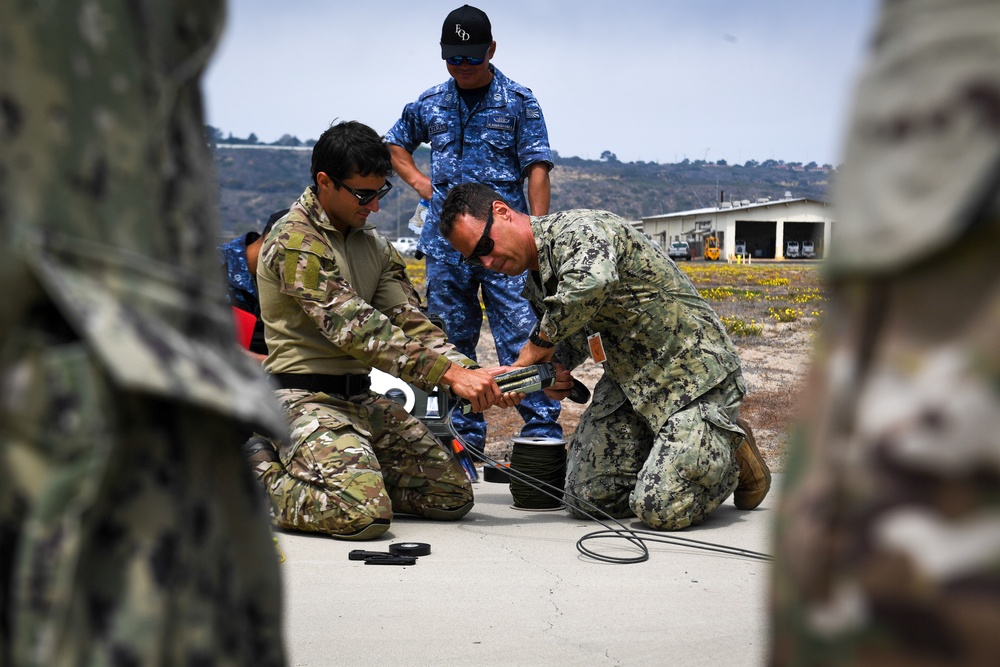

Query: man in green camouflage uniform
771 0 1000 664
0 1 287 665
440 183 772 530
252 121 501 541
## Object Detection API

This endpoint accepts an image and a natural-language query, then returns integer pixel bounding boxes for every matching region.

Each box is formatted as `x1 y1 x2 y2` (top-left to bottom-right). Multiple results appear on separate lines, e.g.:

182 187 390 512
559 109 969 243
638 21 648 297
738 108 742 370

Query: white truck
667 240 692 261
391 237 419 256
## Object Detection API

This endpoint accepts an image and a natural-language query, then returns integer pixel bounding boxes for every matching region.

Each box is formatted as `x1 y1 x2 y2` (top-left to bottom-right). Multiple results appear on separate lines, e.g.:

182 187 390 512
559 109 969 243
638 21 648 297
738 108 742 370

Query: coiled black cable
509 440 566 509
446 408 772 565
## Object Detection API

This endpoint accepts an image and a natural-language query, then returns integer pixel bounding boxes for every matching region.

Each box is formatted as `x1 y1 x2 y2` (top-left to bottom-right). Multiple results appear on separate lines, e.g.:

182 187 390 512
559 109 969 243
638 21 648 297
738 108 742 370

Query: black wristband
529 323 554 349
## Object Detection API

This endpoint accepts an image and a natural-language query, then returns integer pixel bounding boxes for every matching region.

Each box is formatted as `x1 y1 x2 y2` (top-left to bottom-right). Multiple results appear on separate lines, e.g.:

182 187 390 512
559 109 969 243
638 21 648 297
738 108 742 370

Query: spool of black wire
509 437 567 510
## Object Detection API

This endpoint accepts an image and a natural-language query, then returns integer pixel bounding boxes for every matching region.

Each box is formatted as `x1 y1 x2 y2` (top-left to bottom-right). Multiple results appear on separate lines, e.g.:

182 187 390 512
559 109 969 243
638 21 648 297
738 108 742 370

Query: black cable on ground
446 408 773 565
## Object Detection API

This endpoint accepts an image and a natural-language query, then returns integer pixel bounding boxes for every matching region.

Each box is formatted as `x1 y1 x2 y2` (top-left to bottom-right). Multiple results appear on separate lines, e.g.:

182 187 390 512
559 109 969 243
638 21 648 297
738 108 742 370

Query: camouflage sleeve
383 302 477 378
540 223 617 343
384 100 425 152
275 233 452 386
553 331 591 372
516 92 553 174
377 246 475 372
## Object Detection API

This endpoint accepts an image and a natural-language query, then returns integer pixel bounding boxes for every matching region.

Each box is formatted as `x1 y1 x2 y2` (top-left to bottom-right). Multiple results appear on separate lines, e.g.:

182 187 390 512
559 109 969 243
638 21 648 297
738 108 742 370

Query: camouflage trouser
0 327 285 667
425 255 563 452
771 216 1000 665
255 388 474 538
565 372 745 530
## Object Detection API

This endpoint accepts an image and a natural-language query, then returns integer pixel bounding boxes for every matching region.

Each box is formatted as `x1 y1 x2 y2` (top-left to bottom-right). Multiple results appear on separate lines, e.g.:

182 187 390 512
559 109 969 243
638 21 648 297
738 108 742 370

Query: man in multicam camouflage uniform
440 183 772 530
251 121 502 541
385 4 563 457
0 1 286 665
771 0 1000 663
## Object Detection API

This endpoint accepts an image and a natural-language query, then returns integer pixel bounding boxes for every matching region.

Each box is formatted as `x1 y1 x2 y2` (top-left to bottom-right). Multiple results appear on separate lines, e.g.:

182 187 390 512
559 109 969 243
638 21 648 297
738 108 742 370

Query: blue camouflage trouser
425 255 563 452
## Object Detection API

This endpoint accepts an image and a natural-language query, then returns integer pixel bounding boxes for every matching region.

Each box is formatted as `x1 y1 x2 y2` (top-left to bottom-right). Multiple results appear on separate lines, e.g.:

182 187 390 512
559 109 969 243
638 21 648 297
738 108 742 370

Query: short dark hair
310 120 393 186
440 183 510 237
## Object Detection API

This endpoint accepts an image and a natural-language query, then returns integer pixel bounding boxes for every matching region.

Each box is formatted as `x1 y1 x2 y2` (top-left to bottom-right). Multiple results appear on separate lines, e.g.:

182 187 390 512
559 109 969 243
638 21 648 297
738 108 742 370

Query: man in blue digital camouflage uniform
219 208 288 358
385 4 562 454
440 184 772 531
219 228 266 317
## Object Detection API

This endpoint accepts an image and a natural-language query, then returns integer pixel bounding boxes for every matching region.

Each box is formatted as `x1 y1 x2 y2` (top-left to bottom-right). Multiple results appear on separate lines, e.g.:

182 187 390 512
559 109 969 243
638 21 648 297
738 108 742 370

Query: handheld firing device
458 363 590 414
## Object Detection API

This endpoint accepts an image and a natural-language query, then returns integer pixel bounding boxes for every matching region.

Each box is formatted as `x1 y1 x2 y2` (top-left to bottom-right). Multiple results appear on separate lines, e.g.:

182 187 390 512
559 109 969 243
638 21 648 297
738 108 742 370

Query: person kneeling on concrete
440 183 771 530
249 121 503 540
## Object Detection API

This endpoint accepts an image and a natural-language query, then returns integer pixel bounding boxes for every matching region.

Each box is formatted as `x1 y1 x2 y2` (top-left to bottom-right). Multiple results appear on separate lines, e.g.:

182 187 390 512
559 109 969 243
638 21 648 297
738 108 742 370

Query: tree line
213 138 834 240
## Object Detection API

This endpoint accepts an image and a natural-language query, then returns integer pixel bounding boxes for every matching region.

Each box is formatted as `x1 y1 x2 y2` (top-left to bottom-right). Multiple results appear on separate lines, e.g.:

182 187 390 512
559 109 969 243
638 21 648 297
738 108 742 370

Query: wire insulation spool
389 542 431 557
509 437 567 509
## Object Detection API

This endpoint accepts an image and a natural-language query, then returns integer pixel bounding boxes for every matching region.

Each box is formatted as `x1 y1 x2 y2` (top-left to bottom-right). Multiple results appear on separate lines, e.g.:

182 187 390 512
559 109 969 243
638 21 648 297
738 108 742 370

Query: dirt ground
474 320 813 470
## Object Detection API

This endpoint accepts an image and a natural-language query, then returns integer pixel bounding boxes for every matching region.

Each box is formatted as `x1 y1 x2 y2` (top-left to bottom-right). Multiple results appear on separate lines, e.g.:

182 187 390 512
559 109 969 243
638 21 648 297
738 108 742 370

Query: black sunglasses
462 208 495 266
446 55 485 66
326 173 393 206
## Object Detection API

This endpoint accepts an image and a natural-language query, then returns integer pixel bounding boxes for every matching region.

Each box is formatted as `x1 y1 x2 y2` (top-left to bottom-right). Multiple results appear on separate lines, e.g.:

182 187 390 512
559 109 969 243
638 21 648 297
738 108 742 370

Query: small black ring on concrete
389 542 431 557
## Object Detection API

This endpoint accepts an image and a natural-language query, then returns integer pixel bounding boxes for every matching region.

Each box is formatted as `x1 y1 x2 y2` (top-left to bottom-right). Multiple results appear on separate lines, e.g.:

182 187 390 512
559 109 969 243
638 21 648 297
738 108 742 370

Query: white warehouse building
640 196 834 260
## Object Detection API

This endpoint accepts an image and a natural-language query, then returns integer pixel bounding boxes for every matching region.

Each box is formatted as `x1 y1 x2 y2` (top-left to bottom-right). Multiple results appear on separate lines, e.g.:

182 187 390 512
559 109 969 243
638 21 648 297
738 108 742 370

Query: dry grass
406 258 827 471
679 262 826 469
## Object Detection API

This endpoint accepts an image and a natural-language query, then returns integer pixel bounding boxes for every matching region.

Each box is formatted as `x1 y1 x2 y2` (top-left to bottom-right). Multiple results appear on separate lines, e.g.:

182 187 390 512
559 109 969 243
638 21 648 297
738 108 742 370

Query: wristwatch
529 322 554 348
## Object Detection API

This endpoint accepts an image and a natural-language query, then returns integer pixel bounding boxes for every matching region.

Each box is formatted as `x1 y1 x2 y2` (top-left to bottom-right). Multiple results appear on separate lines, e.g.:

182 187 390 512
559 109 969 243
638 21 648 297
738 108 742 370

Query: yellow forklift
703 235 721 261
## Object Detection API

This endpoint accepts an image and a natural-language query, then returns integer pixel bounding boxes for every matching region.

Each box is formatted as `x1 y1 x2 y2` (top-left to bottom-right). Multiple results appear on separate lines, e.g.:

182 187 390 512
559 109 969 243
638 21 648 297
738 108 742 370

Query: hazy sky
204 0 880 167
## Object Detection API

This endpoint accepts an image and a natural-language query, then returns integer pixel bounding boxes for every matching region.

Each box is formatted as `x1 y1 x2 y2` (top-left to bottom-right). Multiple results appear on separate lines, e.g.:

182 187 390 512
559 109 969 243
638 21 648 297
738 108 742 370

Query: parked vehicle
801 240 816 259
667 240 692 261
704 236 721 261
392 237 419 256
785 240 800 259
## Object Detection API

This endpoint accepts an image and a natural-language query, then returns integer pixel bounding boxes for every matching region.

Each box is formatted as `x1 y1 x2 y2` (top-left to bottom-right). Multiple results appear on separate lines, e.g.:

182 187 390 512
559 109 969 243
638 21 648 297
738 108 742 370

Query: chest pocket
482 113 516 151
476 114 519 182
429 126 456 184
429 128 454 151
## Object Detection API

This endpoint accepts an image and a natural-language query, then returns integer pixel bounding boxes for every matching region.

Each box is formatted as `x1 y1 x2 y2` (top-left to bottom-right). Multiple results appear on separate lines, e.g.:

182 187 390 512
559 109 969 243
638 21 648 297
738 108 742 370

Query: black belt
272 373 371 396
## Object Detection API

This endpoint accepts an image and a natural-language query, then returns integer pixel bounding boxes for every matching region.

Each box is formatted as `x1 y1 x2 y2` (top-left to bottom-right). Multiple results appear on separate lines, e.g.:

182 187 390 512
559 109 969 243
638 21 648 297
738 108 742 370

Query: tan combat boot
733 418 771 510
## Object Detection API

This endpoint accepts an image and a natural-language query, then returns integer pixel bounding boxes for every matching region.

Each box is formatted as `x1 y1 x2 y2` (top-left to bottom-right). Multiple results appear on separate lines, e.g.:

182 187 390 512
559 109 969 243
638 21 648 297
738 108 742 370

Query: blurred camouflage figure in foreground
771 0 1000 664
0 1 286 665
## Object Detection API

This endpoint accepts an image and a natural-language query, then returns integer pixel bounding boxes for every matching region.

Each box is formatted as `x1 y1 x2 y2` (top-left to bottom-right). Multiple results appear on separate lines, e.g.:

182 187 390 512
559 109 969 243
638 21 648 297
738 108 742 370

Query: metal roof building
641 196 834 260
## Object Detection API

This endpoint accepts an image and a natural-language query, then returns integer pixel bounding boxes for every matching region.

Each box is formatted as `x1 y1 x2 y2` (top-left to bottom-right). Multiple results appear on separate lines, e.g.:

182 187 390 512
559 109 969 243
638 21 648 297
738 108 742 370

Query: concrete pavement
276 474 778 666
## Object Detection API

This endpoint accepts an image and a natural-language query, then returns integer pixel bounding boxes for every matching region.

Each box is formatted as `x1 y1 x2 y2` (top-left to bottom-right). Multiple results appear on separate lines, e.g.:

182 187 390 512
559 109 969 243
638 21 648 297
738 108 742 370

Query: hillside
213 145 833 239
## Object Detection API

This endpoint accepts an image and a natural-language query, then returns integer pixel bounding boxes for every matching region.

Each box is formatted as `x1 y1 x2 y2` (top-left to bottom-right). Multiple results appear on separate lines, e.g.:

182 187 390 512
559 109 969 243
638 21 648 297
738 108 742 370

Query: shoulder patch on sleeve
284 230 308 250
283 248 324 291
282 231 327 291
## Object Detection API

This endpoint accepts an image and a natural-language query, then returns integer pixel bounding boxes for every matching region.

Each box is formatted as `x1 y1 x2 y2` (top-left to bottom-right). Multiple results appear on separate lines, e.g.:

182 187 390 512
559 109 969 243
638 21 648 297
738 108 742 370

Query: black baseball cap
440 5 492 60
